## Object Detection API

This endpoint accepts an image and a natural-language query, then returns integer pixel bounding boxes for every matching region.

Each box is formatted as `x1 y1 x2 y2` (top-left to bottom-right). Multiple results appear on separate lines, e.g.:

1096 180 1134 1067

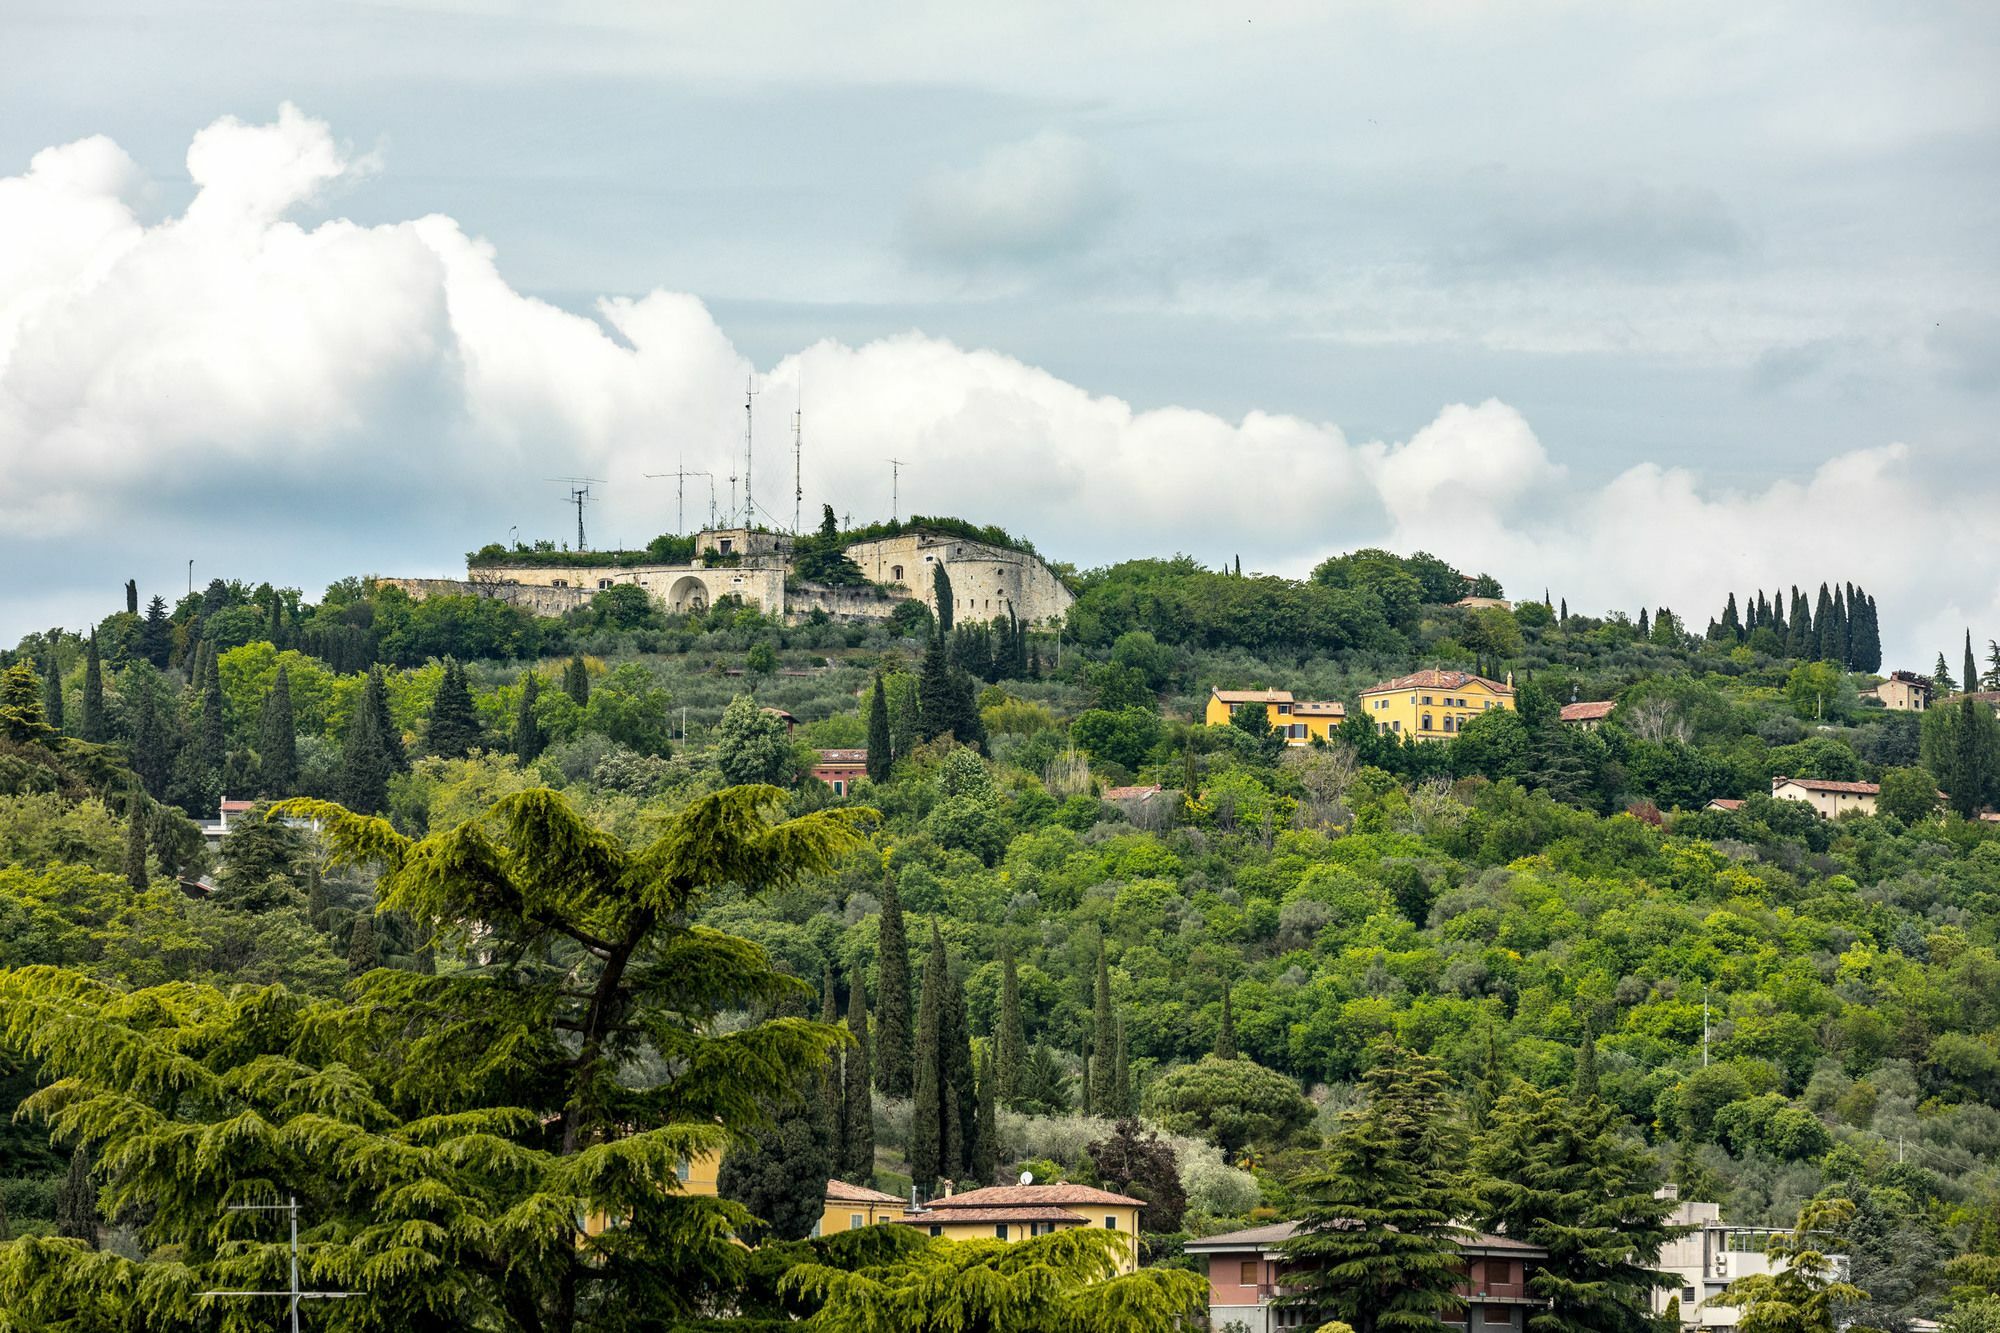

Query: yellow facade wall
1358 679 1514 741
910 1205 1142 1273
1203 694 1343 746
815 1198 909 1236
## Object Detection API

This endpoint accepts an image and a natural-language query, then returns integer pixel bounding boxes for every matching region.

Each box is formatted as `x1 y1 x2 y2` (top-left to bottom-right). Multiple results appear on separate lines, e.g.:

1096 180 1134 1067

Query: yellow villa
671 1149 911 1240
1203 688 1347 745
1356 668 1515 741
892 1183 1145 1274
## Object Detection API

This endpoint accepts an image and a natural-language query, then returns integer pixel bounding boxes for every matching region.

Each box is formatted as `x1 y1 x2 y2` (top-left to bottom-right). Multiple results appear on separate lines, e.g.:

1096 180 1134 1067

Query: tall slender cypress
124 580 138 616
916 632 957 744
941 963 975 1182
258 665 299 795
196 649 225 779
842 970 874 1181
366 665 407 772
563 655 590 706
336 676 394 814
1787 587 1810 658
513 672 545 762
1111 1017 1131 1118
80 632 105 742
875 869 913 1096
1572 1027 1599 1102
909 925 947 1196
932 563 955 634
1089 942 1116 1116
865 676 893 783
821 966 845 1162
41 651 65 734
426 659 482 759
996 943 1026 1105
121 794 149 891
1215 987 1238 1060
1811 583 1834 660
969 1048 998 1188
1828 586 1849 667
1967 630 1978 703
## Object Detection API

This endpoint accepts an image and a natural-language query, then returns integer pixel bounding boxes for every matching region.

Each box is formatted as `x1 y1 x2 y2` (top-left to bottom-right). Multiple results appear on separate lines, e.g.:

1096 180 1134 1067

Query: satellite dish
1018 1170 1034 1185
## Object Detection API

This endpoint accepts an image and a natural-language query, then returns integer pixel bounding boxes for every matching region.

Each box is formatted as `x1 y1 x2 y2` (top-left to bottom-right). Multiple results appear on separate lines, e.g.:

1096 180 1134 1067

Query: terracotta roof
1772 776 1880 796
1706 798 1745 812
1185 1220 1544 1257
928 1183 1146 1208
824 1179 905 1205
893 1207 1086 1227
1292 700 1347 716
219 800 256 812
761 706 798 722
1359 669 1513 696
1102 785 1162 801
1560 700 1616 722
1211 688 1294 704
815 749 869 765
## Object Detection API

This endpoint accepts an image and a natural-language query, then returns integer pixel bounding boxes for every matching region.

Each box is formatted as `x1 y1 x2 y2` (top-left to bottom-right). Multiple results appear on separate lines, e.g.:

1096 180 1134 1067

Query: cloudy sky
3 1 1996 665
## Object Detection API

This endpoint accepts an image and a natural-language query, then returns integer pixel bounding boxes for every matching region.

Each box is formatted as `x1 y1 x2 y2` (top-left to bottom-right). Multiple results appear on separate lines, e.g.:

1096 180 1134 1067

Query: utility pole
886 457 905 523
199 1196 353 1332
744 374 760 528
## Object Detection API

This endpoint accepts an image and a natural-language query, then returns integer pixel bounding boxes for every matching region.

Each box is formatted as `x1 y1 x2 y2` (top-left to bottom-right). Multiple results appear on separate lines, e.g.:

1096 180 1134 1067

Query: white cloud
902 131 1120 263
1 106 1995 669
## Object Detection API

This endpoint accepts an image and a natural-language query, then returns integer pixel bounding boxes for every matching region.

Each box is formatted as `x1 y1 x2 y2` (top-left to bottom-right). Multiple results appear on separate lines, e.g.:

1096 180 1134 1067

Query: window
719 538 733 553
676 1159 691 1182
832 780 846 796
1239 1261 1259 1287
597 578 613 589
928 1225 942 1237
1289 724 1305 739
1104 1215 1118 1230
1422 695 1433 705
850 1214 864 1230
551 578 568 588
1682 1287 1696 1303
1391 720 1400 732
1421 713 1433 731
995 1224 1008 1239
1277 702 1293 714
891 565 903 580
1444 716 1456 732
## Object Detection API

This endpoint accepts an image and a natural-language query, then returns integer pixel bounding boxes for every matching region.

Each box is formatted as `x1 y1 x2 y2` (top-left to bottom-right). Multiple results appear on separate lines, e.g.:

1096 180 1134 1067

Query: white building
1652 1197 1848 1330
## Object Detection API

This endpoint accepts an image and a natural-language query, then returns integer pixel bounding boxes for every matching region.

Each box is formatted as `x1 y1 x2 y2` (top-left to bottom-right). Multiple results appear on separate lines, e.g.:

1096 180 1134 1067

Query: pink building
811 748 869 796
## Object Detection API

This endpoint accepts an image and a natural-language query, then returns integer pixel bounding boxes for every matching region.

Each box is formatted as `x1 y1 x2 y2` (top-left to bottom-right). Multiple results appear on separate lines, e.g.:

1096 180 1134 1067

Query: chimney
1506 670 1514 688
942 1179 954 1198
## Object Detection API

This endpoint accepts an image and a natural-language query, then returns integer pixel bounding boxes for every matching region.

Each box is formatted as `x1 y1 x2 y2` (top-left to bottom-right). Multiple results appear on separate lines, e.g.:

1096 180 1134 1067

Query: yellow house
892 1183 1145 1274
1356 669 1515 741
1203 688 1347 745
815 1179 910 1236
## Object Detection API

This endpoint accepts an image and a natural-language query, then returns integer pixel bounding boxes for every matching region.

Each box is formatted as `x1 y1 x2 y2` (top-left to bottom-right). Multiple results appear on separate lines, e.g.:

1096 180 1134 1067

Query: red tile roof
1359 669 1513 696
892 1206 1086 1227
1772 776 1880 796
1102 785 1162 801
824 1179 905 1205
1560 700 1616 722
219 800 256 812
1185 1220 1545 1257
1292 700 1347 716
815 749 869 765
1211 688 1294 704
928 1183 1146 1208
1706 798 1745 811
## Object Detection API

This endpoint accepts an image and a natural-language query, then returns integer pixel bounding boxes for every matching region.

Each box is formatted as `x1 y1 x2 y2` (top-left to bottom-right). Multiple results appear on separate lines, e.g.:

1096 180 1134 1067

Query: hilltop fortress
379 524 1075 626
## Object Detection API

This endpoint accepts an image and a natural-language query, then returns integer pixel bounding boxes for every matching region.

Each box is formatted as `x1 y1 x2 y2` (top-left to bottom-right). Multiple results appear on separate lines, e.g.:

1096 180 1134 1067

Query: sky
2 1 1996 667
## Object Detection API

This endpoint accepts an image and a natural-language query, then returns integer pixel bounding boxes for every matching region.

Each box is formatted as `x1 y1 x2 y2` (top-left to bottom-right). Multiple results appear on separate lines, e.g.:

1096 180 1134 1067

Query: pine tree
875 869 913 1097
80 631 105 742
1934 652 1957 694
843 970 874 1181
426 659 483 758
932 562 955 634
1282 1042 1470 1333
514 672 545 762
969 1047 998 1188
865 675 893 783
139 595 172 668
367 665 407 773
42 650 65 734
564 655 590 706
1572 1027 1599 1102
122 794 149 891
1474 1083 1680 1333
1089 942 1116 1116
336 677 395 815
54 1146 98 1247
909 925 948 1196
258 664 299 795
916 632 957 744
1214 986 1238 1060
347 913 380 975
996 943 1025 1105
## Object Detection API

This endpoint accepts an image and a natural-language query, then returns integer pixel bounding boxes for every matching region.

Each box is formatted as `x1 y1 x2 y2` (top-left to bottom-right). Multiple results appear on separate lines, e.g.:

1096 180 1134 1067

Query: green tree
1877 766 1942 824
843 969 874 1182
120 794 149 891
426 658 483 759
1070 706 1162 772
747 642 778 677
1087 1119 1187 1233
79 632 106 742
52 1145 97 1246
1969 630 1980 708
866 675 894 783
215 804 307 911
782 1227 1206 1332
1089 941 1116 1115
138 594 173 668
715 693 799 786
792 505 868 587
256 662 299 794
345 909 379 974
1722 1198 1868 1333
0 663 56 746
1785 661 1846 720
1922 696 2000 818
910 924 949 1195
563 654 590 705
336 670 396 814
933 562 955 633
1282 1043 1469 1333
969 1047 997 1189
513 670 546 761
996 943 1026 1105
1473 1082 1679 1333
719 988 840 1243
1143 1054 1315 1154
875 869 913 1098
41 650 65 735
1215 986 1238 1060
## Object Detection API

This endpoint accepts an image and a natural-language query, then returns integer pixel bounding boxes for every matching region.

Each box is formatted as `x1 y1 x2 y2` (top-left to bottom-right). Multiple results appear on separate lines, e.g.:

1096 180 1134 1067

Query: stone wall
788 583 904 623
843 533 1074 625
375 577 590 617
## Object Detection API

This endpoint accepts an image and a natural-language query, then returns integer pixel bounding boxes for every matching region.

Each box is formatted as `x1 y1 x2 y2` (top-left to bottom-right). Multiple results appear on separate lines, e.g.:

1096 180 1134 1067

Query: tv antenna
886 457 905 523
547 477 605 551
1018 1170 1034 1185
644 465 713 535
199 1195 354 1333
743 374 760 528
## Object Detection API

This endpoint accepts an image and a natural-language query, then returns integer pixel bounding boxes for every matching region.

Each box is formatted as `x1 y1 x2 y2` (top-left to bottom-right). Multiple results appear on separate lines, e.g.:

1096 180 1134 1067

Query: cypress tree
875 869 913 1097
1636 607 1649 638
563 655 590 706
941 961 975 1181
1720 592 1741 640
42 651 65 734
1829 586 1849 666
306 860 330 928
1811 583 1834 659
54 1146 98 1247
843 969 874 1181
124 579 138 616
1111 1017 1131 1118
969 1048 998 1188
865 675 893 783
347 913 379 975
266 596 285 648
916 632 956 744
122 794 149 890
1283 1043 1468 1332
336 678 394 814
1559 597 1568 621
514 672 545 762
1572 1027 1599 1103
821 965 845 1157
195 648 225 780
127 673 174 795
1967 630 1978 703
1089 942 1116 1116
139 595 172 668
1214 986 1237 1060
367 665 407 773
716 984 839 1243
909 925 947 1196
1787 587 1810 658
1856 594 1882 673
996 943 1025 1105
932 563 955 634
1465 1023 1505 1133
80 631 105 742
947 665 987 753
426 659 482 758
258 665 299 795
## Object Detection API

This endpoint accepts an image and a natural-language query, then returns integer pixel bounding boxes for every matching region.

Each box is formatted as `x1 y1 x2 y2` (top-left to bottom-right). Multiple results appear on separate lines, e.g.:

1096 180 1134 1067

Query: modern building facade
1357 669 1516 741
1652 1197 1848 1330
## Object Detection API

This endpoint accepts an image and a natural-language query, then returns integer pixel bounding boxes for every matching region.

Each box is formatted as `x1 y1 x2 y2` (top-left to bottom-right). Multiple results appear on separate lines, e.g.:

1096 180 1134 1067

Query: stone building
380 524 1073 627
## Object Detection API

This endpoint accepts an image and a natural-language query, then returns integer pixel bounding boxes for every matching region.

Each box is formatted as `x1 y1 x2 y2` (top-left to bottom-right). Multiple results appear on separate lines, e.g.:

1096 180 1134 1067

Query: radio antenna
793 393 804 534
743 374 760 528
546 477 606 551
886 457 905 523
643 465 713 535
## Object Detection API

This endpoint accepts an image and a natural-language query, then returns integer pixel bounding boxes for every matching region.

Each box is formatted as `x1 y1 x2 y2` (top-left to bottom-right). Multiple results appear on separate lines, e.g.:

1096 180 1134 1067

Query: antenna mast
644 465 714 535
199 1196 353 1332
743 374 760 527
546 477 606 551
886 457 905 523
793 398 804 534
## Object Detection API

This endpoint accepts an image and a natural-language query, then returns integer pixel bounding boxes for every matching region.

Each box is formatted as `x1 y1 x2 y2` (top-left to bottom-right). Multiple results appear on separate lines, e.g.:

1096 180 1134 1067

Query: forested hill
2 541 1999 1329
